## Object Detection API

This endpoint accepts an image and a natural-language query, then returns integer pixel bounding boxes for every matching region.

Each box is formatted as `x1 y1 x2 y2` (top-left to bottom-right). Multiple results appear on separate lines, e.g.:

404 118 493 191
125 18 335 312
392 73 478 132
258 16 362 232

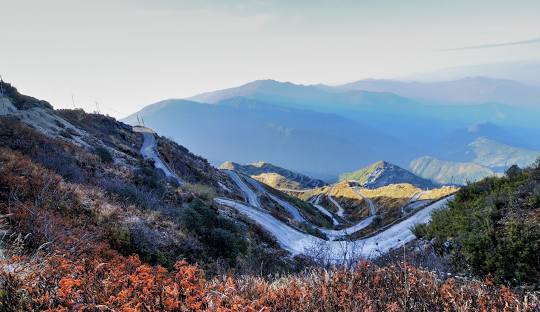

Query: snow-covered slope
215 196 454 261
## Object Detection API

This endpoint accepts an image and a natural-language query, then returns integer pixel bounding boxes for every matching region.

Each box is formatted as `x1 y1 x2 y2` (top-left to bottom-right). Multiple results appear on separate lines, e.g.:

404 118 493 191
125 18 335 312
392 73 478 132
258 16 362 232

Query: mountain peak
340 160 438 189
251 161 270 168
373 160 390 167
246 79 289 87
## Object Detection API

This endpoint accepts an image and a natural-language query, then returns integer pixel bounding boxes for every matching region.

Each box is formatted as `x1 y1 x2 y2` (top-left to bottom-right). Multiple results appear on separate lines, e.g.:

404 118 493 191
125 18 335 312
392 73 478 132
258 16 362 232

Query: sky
1 0 540 117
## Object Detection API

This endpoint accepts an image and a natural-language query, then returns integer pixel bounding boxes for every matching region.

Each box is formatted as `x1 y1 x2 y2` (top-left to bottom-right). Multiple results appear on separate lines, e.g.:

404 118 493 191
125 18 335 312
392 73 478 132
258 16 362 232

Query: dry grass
361 183 420 211
419 186 460 200
328 181 369 220
182 183 218 202
252 172 302 190
296 186 328 201
295 182 459 227
3 254 538 311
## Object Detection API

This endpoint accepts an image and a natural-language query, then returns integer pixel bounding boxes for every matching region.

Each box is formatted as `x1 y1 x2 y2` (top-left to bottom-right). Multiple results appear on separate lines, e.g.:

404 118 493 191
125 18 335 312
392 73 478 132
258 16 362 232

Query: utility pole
71 94 77 109
0 74 5 115
95 101 101 114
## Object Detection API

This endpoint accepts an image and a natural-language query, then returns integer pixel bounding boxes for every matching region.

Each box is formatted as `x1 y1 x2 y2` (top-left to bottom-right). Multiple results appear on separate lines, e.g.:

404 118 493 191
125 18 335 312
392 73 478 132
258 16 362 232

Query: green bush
109 226 133 254
183 183 217 202
415 164 540 286
134 161 166 193
180 199 248 263
95 146 113 163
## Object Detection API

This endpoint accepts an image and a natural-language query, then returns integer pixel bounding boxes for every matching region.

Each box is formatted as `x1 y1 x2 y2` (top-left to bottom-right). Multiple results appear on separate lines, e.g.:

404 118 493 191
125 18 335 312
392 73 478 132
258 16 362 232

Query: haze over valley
124 75 540 184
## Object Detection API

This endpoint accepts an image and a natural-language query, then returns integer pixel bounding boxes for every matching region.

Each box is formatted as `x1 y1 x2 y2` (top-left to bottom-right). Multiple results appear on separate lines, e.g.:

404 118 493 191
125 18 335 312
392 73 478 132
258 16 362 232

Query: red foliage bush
2 254 539 311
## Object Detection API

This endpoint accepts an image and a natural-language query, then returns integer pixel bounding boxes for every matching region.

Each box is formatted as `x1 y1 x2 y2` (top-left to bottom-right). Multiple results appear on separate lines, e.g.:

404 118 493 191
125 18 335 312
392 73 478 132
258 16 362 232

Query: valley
0 80 459 263
1 76 538 310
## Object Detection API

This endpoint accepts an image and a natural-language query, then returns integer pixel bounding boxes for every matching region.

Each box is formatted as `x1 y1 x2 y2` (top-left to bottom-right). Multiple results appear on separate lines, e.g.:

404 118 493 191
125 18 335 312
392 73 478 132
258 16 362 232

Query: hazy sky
1 0 540 117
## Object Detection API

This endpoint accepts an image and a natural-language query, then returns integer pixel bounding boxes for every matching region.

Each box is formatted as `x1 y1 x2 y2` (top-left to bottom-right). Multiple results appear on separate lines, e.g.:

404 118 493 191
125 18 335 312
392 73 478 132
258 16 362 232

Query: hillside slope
414 163 540 286
469 137 540 168
0 80 301 275
410 134 540 185
220 161 327 190
1 80 536 310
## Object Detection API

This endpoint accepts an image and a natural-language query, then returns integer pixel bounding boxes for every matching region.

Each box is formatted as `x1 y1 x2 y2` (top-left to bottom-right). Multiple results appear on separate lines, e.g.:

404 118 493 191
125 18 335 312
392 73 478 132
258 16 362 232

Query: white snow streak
216 195 454 261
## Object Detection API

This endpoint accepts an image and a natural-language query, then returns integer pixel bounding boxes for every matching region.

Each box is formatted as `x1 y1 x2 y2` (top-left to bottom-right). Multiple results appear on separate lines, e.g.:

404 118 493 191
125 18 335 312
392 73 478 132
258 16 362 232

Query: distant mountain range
123 96 412 177
404 60 540 87
409 136 540 185
409 156 496 185
219 161 327 190
124 77 540 183
340 161 438 189
337 77 540 107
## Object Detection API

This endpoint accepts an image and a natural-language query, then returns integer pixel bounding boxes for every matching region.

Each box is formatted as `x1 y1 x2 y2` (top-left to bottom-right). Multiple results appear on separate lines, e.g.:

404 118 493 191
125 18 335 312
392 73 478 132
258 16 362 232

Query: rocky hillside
0 80 308 275
340 160 438 189
220 161 327 190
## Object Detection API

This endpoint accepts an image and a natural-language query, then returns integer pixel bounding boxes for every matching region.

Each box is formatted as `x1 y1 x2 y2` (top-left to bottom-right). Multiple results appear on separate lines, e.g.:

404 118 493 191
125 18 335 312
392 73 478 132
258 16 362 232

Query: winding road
400 191 429 215
328 186 346 218
244 175 307 223
225 172 404 242
215 195 454 261
310 195 340 226
224 170 261 208
352 187 377 216
134 126 184 185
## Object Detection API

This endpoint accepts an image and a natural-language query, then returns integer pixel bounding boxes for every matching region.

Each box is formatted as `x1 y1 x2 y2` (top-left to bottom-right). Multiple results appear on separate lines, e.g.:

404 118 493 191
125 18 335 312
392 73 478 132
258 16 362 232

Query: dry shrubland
2 251 538 311
0 148 537 311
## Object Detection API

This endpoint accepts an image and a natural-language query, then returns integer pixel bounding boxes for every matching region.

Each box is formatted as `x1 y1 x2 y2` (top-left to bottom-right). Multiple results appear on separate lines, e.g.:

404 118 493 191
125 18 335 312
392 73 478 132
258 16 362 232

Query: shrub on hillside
0 117 91 183
0 147 538 311
414 163 540 286
2 255 538 311
134 161 167 192
99 177 163 211
180 199 248 263
182 183 217 202
94 146 113 163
